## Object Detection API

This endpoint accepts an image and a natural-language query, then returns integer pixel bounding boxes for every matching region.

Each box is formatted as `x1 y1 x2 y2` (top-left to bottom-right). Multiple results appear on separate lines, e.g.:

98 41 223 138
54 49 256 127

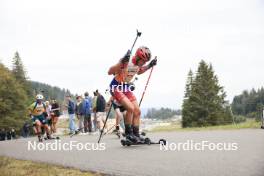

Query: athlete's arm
108 62 123 75
138 58 157 75
137 66 149 75
108 50 130 75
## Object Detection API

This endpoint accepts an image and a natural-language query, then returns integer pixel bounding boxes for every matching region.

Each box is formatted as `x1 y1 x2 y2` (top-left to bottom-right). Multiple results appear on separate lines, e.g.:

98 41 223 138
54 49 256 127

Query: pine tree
11 51 32 99
12 52 26 83
182 70 194 127
182 60 232 127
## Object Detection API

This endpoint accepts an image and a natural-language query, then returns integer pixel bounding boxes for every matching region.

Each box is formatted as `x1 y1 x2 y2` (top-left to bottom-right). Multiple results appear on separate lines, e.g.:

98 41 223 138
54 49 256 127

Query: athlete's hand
120 50 131 64
128 83 135 91
148 58 157 68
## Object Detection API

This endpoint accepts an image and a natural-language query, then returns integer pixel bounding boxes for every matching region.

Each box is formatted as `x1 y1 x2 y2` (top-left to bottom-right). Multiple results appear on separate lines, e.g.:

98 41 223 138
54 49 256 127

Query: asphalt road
0 129 263 176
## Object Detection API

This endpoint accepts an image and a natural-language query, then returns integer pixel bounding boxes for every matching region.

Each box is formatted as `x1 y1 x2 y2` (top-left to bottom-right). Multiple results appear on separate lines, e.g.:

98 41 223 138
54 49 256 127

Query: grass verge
0 156 103 176
151 119 261 132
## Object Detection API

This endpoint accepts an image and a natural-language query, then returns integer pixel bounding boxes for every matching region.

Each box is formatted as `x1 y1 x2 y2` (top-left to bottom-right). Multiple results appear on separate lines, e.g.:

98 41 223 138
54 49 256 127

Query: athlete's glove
120 50 131 64
128 83 135 91
148 58 157 68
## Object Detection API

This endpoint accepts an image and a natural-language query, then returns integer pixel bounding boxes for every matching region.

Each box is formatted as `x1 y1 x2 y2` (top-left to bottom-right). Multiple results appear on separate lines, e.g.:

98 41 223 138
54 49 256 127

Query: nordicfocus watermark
160 140 238 151
110 83 135 92
28 140 106 151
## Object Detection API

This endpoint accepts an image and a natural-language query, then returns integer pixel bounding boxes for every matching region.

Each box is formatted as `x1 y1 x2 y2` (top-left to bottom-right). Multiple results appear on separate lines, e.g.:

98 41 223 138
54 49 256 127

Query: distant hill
29 81 72 102
143 108 181 119
231 87 264 119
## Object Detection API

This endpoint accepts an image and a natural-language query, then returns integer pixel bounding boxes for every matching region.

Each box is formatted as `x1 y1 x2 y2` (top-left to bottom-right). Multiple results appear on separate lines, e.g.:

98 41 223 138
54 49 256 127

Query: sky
0 0 264 109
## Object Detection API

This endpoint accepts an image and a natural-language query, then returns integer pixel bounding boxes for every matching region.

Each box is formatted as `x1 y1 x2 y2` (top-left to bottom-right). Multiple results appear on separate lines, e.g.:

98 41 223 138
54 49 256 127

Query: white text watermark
160 140 238 151
27 140 106 151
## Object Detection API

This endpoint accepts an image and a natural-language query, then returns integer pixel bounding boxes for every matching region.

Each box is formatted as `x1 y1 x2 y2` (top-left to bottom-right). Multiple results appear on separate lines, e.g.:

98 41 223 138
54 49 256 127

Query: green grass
0 156 103 176
151 119 261 132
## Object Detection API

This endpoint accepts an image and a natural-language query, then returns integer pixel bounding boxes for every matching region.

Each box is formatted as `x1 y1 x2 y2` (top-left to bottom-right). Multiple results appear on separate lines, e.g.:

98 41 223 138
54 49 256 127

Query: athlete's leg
115 108 122 130
132 100 141 126
119 97 134 125
131 100 141 137
35 120 42 134
52 116 58 133
43 123 51 138
34 120 42 141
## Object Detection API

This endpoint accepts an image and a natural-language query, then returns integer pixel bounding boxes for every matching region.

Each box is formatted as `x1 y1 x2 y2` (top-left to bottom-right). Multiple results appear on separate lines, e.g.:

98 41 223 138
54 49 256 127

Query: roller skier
107 46 157 144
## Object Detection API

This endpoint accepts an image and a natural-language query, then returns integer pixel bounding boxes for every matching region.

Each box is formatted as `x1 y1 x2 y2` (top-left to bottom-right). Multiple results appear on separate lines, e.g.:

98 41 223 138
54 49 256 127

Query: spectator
11 128 16 139
92 91 98 131
66 95 76 135
82 92 92 133
0 128 6 141
22 122 30 138
75 96 84 133
6 130 12 140
51 99 60 133
95 90 107 132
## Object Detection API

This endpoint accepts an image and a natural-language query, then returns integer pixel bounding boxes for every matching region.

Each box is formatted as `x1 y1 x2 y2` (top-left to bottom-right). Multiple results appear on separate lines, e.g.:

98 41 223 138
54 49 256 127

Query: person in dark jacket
82 92 92 133
66 95 76 135
6 130 12 140
22 122 30 138
95 90 107 132
0 128 6 141
51 99 60 133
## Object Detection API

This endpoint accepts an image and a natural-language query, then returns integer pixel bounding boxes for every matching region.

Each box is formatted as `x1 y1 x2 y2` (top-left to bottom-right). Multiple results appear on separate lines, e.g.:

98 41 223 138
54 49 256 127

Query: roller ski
121 133 166 146
70 129 82 137
44 136 60 140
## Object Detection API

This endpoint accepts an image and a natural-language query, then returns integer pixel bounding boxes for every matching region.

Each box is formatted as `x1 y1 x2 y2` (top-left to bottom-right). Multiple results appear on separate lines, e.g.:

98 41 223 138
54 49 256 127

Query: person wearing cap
28 94 51 142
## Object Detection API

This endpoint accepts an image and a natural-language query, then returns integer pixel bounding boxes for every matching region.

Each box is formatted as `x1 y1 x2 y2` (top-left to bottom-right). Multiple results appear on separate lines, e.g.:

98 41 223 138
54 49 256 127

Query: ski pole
98 101 113 143
130 29 142 52
139 56 156 107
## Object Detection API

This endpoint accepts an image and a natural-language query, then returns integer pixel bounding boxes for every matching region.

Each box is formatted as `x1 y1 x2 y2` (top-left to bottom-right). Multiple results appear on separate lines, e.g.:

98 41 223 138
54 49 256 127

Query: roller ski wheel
121 139 131 146
38 136 43 142
120 138 150 146
44 136 60 140
121 138 167 146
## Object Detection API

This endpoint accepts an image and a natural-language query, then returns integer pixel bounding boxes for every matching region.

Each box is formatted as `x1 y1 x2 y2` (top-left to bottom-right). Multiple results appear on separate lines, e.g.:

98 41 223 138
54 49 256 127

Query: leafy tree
0 62 28 130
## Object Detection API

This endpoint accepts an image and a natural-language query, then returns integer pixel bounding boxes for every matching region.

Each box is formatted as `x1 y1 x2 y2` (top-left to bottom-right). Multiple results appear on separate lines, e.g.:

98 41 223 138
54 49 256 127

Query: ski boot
113 126 121 138
121 133 142 146
38 135 43 142
121 125 141 146
133 126 149 143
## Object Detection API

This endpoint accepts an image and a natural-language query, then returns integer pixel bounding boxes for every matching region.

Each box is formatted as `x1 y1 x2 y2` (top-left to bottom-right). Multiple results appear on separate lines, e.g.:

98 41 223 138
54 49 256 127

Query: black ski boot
121 124 140 145
38 133 43 142
132 125 146 142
